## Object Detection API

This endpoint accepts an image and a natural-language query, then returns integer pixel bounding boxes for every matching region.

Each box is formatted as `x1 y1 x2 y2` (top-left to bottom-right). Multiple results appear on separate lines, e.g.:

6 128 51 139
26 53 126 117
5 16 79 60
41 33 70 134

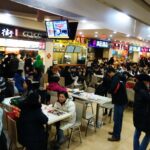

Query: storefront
88 39 110 61
110 41 129 61
140 47 150 58
0 23 46 60
52 36 87 65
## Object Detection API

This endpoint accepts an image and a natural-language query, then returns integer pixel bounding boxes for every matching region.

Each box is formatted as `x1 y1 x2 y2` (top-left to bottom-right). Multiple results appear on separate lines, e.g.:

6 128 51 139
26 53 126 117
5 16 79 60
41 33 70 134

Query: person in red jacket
47 75 67 93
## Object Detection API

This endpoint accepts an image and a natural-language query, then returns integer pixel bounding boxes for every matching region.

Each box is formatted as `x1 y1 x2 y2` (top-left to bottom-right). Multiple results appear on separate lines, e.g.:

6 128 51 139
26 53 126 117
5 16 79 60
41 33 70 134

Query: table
94 74 104 79
2 97 71 125
69 91 112 127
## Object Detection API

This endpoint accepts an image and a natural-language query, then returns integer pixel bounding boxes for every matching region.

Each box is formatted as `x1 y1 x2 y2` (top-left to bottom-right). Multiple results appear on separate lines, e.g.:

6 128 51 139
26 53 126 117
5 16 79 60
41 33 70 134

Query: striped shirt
0 77 6 92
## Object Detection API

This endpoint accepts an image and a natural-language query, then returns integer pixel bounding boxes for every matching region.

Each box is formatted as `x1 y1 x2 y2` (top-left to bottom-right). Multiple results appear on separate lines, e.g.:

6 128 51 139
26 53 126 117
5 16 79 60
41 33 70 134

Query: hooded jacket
33 55 44 70
133 81 150 134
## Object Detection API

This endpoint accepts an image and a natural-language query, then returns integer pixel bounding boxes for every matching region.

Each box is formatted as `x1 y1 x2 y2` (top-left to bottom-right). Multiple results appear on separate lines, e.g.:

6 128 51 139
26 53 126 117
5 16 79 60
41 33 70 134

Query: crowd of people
0 54 149 150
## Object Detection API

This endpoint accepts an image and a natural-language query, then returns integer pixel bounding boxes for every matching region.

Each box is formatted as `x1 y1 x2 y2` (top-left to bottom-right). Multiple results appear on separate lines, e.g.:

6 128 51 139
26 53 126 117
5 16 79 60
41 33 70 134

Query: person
17 90 48 150
33 55 44 72
47 75 67 93
24 54 33 76
14 70 26 94
133 74 150 150
0 75 7 150
54 92 76 144
107 67 128 141
61 66 74 87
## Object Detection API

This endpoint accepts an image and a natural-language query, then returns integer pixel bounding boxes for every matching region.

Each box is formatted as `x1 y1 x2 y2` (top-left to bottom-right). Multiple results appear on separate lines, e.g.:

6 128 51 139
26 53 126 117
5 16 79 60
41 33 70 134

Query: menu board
88 39 109 48
45 20 69 39
140 47 149 52
66 45 75 53
129 46 141 53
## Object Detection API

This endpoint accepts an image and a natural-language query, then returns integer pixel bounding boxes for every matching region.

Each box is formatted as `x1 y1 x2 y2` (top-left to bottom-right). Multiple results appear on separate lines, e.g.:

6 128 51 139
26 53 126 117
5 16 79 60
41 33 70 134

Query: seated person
17 91 48 150
54 92 76 144
14 70 27 94
47 75 67 93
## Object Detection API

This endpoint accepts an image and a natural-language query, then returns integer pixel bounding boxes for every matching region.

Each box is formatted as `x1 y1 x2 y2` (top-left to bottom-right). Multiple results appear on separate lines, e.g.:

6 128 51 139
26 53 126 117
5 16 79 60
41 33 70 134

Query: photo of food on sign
53 21 69 38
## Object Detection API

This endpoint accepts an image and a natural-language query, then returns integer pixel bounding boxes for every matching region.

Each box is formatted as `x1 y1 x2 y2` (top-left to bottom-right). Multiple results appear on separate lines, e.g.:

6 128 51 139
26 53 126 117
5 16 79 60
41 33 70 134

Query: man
133 74 150 150
107 67 128 141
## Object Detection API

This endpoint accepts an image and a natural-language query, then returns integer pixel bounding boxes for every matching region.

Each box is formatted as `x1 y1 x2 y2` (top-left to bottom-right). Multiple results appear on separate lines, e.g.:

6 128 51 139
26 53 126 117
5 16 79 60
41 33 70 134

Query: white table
2 97 71 125
69 91 112 127
94 74 104 79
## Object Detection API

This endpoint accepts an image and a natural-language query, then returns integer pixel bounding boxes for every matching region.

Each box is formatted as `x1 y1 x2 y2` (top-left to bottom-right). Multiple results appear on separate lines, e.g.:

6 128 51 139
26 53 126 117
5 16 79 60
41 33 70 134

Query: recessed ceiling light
95 32 98 34
81 19 87 23
126 34 130 37
79 32 83 35
110 34 113 37
113 31 117 34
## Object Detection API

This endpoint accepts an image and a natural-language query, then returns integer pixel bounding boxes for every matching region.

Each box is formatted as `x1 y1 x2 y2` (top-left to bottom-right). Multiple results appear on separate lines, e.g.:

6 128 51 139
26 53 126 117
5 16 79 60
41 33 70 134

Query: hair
57 91 69 99
25 91 41 109
50 75 60 83
106 67 116 73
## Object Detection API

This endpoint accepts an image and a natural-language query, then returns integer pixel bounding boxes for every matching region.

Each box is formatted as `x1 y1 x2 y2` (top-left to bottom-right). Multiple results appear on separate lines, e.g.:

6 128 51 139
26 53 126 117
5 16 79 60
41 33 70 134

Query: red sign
100 34 107 40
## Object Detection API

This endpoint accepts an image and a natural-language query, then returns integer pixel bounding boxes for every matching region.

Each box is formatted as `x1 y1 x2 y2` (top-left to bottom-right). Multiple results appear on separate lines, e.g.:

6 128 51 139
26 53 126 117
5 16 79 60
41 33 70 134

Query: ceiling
0 0 149 43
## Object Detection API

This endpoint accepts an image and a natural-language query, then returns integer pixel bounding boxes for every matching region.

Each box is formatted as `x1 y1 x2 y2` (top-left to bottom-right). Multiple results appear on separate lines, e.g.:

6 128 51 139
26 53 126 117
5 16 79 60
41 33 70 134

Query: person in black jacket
107 67 128 141
133 74 150 150
17 91 48 150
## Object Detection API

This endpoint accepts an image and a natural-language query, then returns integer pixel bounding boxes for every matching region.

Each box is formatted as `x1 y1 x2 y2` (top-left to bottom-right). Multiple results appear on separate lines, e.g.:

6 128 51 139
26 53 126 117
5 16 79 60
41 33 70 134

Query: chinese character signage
111 42 129 50
140 47 149 52
0 24 46 40
88 39 110 48
129 45 141 53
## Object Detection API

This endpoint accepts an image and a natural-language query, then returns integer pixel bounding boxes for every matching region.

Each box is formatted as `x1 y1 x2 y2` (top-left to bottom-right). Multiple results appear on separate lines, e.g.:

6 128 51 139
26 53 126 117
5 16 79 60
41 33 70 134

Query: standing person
133 74 150 150
33 55 44 72
107 67 128 141
17 91 48 150
24 54 33 76
0 75 7 150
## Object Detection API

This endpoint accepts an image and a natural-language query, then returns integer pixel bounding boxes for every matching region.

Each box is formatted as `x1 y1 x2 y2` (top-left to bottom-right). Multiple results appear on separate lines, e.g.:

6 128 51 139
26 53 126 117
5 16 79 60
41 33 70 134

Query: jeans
113 104 125 139
134 129 150 150
55 122 65 142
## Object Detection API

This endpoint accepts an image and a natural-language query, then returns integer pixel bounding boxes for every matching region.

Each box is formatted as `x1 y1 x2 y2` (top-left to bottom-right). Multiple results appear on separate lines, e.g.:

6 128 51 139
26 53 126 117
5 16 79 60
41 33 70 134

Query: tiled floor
60 107 150 150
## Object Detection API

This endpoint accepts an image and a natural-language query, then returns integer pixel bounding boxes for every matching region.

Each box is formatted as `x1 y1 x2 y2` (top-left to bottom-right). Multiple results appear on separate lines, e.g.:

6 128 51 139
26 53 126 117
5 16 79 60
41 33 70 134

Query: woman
17 91 48 150
54 92 76 144
47 75 67 93
133 74 150 150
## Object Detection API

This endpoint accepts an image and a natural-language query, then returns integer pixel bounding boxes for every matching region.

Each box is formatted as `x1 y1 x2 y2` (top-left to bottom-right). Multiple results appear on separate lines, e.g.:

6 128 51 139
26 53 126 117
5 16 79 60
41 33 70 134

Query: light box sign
0 38 46 50
88 39 109 48
0 24 46 40
140 47 149 52
129 45 141 53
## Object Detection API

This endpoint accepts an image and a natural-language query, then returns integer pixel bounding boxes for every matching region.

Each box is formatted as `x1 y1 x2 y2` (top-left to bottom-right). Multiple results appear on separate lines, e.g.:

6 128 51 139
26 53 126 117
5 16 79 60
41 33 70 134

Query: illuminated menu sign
88 39 109 48
111 42 129 50
140 47 149 52
129 45 141 53
0 24 46 40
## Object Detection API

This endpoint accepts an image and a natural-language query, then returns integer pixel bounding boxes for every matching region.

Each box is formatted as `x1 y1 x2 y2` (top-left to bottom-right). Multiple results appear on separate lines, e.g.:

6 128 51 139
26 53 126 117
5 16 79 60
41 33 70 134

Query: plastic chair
82 101 96 136
58 77 65 87
47 91 58 106
68 100 84 148
7 116 24 150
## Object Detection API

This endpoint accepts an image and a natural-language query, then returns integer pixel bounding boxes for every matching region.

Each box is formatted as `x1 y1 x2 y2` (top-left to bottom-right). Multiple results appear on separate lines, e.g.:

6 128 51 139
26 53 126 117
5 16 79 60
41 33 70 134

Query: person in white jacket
54 91 76 144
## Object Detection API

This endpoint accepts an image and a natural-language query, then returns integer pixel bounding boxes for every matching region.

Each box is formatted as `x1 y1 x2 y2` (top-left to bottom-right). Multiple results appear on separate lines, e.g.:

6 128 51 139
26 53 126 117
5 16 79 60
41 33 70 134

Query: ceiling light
79 32 83 35
126 34 130 37
81 19 87 23
95 32 98 34
113 31 117 34
110 34 113 37
44 18 51 21
95 35 98 37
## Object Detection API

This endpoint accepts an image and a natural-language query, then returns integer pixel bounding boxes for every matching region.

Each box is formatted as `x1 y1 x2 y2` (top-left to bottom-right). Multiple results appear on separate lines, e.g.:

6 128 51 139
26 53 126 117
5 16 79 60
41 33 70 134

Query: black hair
106 67 116 73
50 75 60 83
57 91 69 99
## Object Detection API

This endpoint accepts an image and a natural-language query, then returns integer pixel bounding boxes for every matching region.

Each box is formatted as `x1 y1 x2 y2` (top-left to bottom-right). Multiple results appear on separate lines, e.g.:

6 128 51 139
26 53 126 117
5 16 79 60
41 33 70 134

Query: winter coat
33 55 44 70
54 99 76 130
133 81 150 134
14 73 25 93
47 82 67 93
17 103 48 146
109 73 128 105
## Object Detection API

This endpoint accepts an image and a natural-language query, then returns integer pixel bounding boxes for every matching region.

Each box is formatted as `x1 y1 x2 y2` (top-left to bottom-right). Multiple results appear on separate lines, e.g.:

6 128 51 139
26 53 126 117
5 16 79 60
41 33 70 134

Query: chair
68 100 84 148
2 109 9 131
47 91 58 106
58 77 65 87
7 116 24 150
126 88 135 103
100 102 114 123
82 101 96 136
